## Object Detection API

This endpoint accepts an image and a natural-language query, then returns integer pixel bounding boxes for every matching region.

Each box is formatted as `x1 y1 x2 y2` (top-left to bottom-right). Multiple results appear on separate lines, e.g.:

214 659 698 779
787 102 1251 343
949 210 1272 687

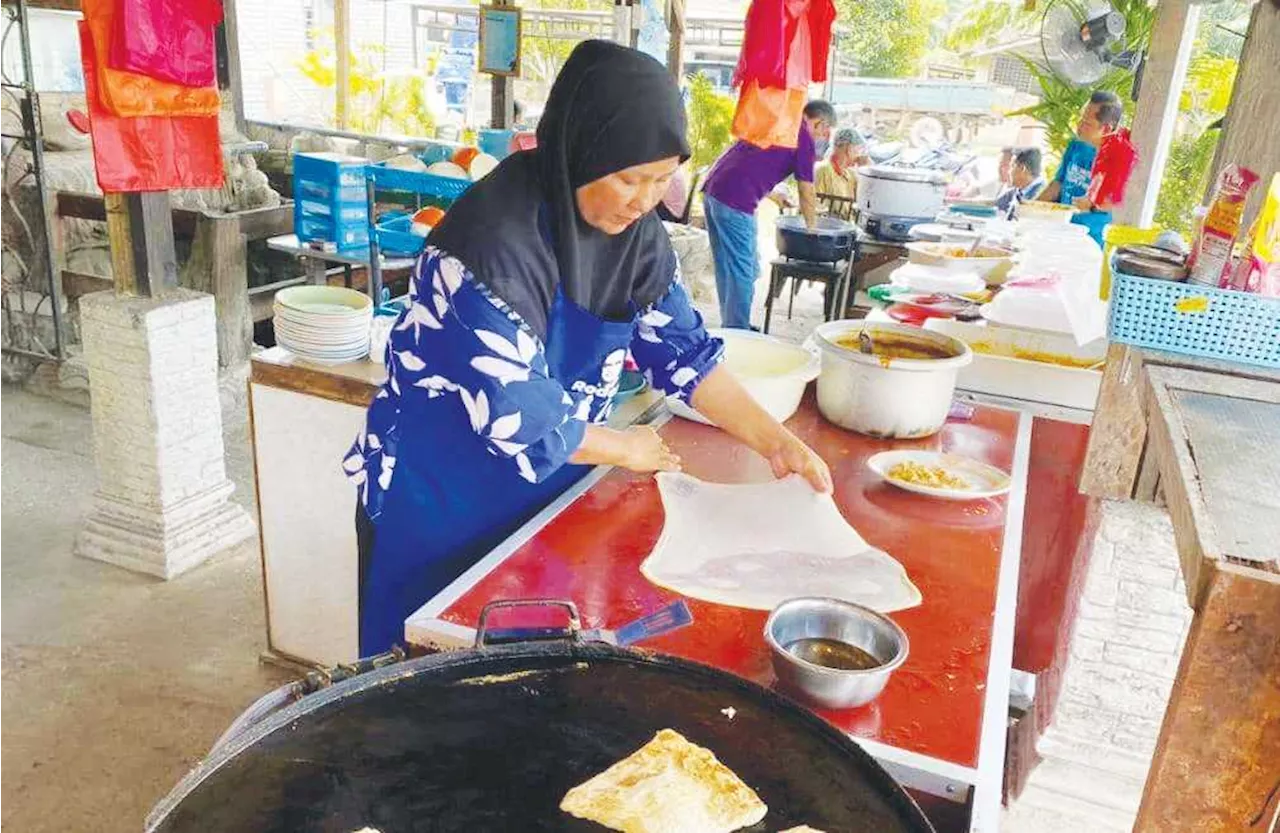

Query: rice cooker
855 165 949 242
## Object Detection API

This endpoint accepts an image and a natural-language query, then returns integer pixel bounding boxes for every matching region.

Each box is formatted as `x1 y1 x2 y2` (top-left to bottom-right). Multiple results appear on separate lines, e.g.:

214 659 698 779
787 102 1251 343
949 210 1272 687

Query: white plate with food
866 450 1011 500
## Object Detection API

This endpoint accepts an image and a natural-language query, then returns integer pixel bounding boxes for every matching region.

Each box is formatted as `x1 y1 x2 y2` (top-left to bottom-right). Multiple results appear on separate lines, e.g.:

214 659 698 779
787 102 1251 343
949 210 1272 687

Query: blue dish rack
1108 271 1280 369
293 152 371 250
366 157 474 300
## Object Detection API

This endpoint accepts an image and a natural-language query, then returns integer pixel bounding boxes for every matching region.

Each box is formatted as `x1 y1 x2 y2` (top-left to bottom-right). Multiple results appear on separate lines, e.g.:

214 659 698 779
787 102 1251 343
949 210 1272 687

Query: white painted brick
1102 643 1181 678
1114 608 1190 636
1072 637 1105 663
1114 557 1180 590
1117 580 1188 618
1083 571 1119 607
1077 597 1117 622
1104 625 1186 655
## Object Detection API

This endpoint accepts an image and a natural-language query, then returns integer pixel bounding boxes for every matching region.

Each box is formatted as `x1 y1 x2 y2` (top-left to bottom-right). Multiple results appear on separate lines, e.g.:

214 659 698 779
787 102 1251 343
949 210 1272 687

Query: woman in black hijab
344 41 830 655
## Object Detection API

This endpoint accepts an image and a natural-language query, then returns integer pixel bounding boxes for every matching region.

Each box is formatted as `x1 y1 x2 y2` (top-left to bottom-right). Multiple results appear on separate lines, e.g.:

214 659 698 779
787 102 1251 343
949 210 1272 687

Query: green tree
685 74 735 170
834 0 945 78
297 28 438 136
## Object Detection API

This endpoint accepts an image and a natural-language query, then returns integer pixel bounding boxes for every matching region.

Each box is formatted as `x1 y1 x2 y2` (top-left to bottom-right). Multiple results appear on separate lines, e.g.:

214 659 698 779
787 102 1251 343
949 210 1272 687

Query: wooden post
1208 0 1280 231
105 192 178 297
1115 0 1199 228
335 0 350 130
666 0 685 79
181 213 253 368
489 0 516 128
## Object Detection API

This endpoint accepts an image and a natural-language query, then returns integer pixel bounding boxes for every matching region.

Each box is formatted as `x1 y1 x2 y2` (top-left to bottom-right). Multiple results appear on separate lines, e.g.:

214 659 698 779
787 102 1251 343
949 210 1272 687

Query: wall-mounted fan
1039 0 1140 85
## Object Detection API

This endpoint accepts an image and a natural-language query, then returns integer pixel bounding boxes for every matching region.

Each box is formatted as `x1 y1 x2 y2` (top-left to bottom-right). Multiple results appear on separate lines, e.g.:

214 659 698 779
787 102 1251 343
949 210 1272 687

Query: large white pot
667 328 820 426
811 321 972 438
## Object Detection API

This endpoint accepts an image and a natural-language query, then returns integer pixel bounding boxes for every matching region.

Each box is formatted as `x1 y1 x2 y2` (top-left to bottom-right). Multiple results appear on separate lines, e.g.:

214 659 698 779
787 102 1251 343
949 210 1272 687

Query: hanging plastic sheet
733 0 835 90
636 0 671 65
731 82 806 149
78 21 224 192
80 0 220 118
108 0 221 89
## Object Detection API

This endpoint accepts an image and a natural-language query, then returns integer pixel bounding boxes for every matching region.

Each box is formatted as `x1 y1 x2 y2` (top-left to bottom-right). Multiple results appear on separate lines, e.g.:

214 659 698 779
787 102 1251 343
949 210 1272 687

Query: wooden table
407 396 1034 832
1080 343 1280 503
1087 355 1280 831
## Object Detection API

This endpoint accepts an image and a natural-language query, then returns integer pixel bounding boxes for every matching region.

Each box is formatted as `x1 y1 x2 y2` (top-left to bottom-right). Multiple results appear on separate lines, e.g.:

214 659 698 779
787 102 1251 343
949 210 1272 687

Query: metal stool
762 257 853 334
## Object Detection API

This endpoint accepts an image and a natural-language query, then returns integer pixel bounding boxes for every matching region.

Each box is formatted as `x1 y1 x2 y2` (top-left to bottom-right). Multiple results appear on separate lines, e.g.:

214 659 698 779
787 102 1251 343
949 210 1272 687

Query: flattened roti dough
559 728 767 833
642 473 922 612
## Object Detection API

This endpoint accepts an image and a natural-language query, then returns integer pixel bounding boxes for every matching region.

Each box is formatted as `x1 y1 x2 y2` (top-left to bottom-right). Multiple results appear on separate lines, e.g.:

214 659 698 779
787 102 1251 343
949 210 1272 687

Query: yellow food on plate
967 341 1102 370
886 461 969 490
560 729 768 833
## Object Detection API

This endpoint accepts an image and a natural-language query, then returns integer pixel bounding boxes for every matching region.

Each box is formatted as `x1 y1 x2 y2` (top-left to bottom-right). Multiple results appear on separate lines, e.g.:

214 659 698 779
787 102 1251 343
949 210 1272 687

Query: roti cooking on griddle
559 728 768 833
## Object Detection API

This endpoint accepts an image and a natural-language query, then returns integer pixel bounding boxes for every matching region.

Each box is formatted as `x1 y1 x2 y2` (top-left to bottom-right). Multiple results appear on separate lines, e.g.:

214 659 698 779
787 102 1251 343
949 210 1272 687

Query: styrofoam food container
811 320 972 439
906 242 1014 282
925 319 1105 411
890 262 986 295
666 328 820 426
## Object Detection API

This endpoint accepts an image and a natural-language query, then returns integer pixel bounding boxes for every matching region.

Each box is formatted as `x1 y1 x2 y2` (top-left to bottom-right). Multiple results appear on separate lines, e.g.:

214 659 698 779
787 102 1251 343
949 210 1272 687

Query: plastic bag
78 21 224 192
82 0 219 118
1229 173 1280 296
108 0 221 89
732 82 806 149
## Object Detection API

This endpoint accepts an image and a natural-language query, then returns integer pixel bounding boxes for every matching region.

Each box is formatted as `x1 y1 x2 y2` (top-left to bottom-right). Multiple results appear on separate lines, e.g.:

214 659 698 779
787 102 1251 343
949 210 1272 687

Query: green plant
685 74 735 170
834 0 945 78
1154 129 1218 236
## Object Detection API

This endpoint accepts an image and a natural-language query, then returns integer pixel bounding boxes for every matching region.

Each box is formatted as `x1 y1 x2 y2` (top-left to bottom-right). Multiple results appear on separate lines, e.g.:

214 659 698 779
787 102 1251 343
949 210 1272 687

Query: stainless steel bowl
765 597 909 710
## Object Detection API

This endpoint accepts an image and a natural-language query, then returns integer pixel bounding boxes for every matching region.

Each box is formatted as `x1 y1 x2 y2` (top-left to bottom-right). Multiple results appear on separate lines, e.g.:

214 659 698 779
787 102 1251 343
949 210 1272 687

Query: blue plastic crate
375 213 428 257
294 152 368 190
367 161 471 202
1108 271 1280 368
297 215 369 250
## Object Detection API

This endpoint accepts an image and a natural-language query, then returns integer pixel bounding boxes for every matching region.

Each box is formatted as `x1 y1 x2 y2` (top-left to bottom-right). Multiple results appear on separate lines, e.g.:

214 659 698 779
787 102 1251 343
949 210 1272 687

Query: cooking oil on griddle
785 637 883 671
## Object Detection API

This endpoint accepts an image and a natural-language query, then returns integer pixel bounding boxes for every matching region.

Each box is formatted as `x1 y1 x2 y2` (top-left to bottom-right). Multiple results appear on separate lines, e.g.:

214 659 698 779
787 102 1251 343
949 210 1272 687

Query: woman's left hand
765 431 833 494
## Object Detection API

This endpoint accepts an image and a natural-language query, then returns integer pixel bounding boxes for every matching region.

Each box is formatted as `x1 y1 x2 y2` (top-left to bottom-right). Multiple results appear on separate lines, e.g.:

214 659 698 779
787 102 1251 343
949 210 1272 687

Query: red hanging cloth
733 0 835 90
78 21 224 192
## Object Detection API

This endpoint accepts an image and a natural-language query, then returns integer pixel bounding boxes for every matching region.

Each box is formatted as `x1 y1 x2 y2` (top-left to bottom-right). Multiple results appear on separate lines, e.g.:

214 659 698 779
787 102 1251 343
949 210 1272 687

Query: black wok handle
474 599 582 649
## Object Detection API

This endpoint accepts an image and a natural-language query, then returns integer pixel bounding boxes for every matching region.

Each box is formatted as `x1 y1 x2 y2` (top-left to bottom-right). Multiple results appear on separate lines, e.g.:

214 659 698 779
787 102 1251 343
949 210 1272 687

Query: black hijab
428 40 690 338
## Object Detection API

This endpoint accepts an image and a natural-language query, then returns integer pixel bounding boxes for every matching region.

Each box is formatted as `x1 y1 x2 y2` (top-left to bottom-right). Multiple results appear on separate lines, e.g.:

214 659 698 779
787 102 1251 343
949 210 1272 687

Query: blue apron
359 289 636 655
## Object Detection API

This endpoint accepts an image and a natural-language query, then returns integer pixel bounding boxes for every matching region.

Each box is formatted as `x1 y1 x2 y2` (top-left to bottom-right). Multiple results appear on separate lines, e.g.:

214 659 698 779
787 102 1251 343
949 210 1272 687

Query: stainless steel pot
811 320 972 439
856 165 949 240
765 597 909 710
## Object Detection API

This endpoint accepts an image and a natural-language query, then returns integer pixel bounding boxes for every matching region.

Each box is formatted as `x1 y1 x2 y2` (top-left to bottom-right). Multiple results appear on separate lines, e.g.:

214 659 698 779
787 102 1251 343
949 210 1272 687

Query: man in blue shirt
1038 90 1123 245
996 147 1047 217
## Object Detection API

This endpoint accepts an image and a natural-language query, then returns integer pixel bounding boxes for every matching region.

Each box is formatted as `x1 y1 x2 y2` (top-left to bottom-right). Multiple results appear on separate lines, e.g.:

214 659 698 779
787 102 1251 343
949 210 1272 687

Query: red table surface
441 396 1020 769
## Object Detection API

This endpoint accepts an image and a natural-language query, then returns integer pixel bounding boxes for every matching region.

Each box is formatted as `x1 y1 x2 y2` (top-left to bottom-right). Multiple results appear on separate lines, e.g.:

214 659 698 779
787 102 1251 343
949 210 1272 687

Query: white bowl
666 328 820 426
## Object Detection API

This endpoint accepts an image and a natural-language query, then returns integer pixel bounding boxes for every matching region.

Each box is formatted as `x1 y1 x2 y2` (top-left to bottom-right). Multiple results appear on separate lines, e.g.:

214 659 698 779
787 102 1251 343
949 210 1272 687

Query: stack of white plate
273 286 373 364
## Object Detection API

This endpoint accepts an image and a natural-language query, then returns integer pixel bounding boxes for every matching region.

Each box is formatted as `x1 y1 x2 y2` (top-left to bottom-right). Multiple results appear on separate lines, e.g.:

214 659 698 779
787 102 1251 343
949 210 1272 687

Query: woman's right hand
619 425 682 473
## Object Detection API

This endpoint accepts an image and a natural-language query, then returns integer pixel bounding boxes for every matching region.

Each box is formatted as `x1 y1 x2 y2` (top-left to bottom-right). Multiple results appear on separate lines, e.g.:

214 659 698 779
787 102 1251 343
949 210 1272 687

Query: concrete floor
1 388 291 833
2 279 1185 832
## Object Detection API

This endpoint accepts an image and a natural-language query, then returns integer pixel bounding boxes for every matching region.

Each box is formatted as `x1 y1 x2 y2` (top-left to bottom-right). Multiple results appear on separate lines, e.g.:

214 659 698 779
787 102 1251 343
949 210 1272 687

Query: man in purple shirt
702 99 836 329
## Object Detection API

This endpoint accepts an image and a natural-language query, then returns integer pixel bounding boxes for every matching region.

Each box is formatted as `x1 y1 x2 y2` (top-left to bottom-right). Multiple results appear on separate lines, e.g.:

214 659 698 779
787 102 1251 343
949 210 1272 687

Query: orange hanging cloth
81 0 220 118
732 82 807 149
78 21 224 192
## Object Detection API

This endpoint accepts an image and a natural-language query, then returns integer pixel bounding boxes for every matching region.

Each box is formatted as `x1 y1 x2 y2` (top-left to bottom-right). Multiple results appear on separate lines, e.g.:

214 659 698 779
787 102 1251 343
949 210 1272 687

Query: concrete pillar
1116 0 1199 229
76 289 256 579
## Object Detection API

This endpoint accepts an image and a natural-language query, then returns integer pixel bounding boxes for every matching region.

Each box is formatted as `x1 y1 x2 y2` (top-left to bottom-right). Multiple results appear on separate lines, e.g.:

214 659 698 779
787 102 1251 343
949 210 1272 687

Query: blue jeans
704 194 758 329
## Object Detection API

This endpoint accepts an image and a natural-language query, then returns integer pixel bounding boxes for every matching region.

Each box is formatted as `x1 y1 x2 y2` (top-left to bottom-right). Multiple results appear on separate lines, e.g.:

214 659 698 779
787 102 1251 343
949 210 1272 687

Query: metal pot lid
858 165 950 185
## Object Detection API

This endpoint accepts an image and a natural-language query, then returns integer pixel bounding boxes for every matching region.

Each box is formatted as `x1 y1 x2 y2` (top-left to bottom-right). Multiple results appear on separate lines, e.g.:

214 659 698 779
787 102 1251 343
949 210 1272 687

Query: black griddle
149 641 934 832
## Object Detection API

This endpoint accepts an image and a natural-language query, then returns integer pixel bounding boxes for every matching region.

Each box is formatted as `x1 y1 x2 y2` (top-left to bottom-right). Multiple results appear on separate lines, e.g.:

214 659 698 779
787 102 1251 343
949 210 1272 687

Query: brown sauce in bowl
833 332 958 360
785 637 884 671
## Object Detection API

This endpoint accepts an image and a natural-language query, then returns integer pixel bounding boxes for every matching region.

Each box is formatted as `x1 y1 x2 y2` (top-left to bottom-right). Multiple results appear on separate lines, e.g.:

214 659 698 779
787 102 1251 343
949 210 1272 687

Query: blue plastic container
478 129 515 160
367 161 471 203
293 152 369 249
1108 271 1280 369
375 213 428 257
